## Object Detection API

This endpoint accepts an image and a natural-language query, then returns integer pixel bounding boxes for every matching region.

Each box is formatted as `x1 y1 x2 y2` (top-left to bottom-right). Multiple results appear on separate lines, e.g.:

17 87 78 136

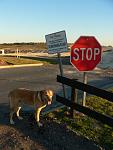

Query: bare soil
0 60 12 66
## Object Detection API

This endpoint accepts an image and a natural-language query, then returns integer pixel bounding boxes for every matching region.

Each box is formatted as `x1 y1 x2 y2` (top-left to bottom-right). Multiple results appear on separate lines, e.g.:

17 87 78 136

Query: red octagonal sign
70 36 102 71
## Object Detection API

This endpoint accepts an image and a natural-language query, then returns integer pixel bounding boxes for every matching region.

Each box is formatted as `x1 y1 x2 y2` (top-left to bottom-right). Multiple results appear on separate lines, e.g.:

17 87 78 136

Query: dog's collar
37 91 42 102
33 91 39 107
34 91 42 107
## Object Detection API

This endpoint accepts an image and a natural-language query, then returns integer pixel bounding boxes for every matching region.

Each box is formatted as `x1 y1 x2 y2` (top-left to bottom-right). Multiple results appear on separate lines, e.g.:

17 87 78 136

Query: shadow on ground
0 103 101 150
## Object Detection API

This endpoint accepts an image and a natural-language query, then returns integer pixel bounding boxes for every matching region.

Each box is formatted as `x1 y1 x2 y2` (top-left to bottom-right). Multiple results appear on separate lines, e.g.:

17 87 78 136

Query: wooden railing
56 75 113 127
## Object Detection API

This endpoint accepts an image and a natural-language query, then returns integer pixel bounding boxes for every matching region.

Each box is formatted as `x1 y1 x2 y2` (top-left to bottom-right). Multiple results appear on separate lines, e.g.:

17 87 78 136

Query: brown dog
9 88 53 126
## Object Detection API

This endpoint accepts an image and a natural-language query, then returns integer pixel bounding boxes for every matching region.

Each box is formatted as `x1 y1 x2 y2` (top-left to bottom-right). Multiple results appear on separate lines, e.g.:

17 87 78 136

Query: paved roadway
0 64 60 103
0 64 113 113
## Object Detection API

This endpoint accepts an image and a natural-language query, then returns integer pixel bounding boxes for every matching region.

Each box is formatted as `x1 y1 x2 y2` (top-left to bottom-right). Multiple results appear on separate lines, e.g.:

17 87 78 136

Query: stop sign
70 36 102 71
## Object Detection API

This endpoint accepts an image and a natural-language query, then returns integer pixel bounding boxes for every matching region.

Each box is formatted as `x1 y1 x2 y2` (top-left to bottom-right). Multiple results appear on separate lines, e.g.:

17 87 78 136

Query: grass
45 90 113 149
0 56 51 65
0 42 47 50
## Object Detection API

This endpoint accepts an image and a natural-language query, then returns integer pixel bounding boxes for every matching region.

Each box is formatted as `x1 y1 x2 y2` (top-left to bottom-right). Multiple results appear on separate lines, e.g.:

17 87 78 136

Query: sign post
45 30 68 98
57 52 66 97
83 72 87 106
70 36 102 106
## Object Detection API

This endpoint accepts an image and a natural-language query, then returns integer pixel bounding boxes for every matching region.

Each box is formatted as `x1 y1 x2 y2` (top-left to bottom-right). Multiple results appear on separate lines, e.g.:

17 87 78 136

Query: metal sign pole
57 52 66 98
82 72 87 106
45 30 68 98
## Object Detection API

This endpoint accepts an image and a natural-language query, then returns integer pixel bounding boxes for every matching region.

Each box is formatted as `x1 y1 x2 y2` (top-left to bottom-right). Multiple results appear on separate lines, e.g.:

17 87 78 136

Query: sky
0 0 113 46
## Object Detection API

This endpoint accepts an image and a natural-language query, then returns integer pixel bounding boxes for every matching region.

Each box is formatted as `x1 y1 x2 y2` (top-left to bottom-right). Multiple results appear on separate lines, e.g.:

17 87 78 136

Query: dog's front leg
36 108 43 127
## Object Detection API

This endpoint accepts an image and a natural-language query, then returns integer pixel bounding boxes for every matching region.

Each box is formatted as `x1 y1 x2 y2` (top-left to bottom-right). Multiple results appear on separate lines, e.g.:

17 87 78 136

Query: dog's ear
40 90 47 96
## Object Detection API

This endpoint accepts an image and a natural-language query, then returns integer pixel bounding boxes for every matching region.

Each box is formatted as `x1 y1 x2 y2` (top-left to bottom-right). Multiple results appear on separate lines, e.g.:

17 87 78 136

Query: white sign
45 30 68 54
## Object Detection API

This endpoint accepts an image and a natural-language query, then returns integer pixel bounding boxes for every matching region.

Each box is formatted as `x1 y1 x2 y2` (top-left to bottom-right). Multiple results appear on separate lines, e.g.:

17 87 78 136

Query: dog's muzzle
48 95 53 105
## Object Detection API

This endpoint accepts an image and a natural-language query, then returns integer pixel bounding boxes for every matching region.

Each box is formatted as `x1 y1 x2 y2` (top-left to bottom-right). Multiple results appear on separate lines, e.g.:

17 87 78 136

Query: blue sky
0 0 113 46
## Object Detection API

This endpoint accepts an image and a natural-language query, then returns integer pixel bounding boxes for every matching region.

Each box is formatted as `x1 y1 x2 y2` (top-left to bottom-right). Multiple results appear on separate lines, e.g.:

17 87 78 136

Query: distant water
97 49 113 69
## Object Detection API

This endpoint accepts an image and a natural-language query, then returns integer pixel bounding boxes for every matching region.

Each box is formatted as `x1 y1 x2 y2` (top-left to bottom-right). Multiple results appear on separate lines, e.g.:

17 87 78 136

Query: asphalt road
0 64 113 113
0 64 60 103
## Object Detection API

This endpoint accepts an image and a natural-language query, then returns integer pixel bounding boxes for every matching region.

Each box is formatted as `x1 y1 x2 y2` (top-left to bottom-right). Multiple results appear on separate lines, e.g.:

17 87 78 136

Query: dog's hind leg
16 107 23 120
10 109 15 125
9 96 15 125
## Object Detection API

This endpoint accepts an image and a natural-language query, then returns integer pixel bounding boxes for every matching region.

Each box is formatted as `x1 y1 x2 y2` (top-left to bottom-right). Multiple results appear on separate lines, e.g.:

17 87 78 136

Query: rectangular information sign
45 30 68 54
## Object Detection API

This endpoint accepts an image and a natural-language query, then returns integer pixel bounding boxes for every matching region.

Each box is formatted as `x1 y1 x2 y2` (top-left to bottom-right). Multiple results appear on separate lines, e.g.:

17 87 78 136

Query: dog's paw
18 116 23 120
10 120 15 125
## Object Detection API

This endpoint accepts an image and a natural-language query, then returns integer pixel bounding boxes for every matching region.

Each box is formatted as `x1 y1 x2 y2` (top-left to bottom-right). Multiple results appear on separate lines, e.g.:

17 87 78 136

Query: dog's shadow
0 103 46 132
0 103 55 149
0 103 100 150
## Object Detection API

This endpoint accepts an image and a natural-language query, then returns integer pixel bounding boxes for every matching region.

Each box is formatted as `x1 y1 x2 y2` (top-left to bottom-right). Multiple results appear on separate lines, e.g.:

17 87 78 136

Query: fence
56 75 113 127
